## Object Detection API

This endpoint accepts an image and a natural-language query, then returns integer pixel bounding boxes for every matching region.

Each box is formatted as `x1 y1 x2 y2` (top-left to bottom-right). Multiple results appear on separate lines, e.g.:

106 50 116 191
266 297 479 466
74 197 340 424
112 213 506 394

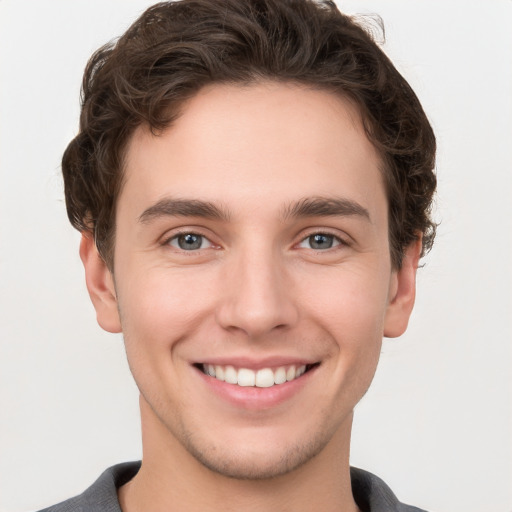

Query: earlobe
383 238 422 338
79 233 122 333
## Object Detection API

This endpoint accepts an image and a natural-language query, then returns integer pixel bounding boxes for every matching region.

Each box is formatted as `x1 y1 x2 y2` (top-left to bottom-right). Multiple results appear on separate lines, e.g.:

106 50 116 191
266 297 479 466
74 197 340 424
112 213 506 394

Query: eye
298 233 342 250
168 233 212 251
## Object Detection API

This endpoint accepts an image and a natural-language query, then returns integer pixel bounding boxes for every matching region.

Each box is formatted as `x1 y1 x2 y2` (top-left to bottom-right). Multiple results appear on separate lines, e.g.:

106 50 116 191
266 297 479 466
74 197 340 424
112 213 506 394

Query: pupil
310 234 333 249
179 234 202 250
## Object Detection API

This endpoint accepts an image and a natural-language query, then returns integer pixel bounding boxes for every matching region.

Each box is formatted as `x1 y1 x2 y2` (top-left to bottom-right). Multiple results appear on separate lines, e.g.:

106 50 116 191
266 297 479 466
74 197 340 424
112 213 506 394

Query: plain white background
0 1 511 511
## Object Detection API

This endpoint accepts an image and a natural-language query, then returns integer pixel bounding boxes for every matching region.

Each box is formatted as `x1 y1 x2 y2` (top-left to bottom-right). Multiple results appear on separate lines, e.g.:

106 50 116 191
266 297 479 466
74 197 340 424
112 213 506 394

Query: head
63 0 436 272
67 0 436 483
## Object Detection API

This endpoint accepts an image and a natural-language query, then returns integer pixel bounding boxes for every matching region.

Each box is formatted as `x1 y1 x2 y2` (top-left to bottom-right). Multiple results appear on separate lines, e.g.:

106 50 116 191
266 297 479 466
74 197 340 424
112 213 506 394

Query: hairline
95 79 399 271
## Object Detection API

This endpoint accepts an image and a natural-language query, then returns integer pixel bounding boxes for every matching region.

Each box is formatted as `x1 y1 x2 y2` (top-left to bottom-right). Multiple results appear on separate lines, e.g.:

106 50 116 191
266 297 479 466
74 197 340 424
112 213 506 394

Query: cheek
300 265 388 381
116 271 213 409
116 268 218 360
303 264 391 336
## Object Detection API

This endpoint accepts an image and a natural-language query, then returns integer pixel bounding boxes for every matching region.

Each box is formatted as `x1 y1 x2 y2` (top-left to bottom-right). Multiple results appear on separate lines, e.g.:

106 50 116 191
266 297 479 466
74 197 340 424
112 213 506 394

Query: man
40 0 436 510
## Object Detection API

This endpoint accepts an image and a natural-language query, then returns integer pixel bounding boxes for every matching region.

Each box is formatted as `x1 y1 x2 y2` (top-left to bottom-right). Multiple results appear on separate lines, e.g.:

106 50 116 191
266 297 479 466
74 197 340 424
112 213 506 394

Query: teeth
296 365 306 377
255 368 274 388
224 365 237 384
286 366 296 381
274 367 287 385
202 363 311 387
237 368 255 387
215 365 225 381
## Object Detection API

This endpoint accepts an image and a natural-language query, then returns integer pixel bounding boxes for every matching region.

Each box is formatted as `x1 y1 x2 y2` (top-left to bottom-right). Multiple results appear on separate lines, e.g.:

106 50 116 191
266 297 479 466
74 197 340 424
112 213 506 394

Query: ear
383 238 422 338
79 233 122 333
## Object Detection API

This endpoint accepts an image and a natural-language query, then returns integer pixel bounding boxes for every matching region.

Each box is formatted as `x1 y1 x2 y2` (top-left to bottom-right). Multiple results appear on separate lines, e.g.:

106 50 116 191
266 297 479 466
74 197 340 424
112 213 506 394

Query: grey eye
309 234 334 249
170 233 208 250
298 233 341 250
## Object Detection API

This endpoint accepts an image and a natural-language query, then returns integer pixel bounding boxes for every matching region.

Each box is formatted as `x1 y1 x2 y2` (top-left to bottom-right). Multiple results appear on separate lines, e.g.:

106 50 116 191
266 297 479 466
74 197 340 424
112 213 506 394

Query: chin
180 425 333 481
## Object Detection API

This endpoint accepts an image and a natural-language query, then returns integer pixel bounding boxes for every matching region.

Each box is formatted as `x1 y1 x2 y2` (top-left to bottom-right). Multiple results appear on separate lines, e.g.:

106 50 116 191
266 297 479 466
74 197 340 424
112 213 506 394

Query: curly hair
62 0 436 269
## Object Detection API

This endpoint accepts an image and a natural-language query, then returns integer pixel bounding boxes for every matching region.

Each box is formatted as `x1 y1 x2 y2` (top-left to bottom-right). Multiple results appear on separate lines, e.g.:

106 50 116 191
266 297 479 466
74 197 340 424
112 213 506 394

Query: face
83 82 419 480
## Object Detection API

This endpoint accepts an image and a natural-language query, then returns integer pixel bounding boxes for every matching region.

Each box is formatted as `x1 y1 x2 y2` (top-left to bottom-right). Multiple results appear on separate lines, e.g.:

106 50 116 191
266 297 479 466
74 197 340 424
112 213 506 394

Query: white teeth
274 366 287 385
202 363 312 387
286 366 296 381
255 368 274 388
224 365 237 384
237 368 255 387
215 365 225 381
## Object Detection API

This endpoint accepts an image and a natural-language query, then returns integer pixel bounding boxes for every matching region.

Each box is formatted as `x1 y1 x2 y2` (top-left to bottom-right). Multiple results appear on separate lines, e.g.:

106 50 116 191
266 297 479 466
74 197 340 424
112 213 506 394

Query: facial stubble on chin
182 428 333 481
144 390 343 481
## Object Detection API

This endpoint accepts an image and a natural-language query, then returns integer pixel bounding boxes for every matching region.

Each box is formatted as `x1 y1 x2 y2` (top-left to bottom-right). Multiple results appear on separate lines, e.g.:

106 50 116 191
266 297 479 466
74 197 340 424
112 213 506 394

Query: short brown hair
62 0 436 269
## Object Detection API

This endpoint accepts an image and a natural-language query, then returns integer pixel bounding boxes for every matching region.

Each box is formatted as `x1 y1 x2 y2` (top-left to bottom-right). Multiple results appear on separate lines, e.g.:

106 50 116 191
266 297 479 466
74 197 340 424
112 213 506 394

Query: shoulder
36 461 141 512
350 467 429 512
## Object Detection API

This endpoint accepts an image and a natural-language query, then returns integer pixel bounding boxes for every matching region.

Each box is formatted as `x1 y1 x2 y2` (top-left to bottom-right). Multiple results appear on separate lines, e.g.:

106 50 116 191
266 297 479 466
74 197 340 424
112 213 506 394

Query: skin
81 82 421 511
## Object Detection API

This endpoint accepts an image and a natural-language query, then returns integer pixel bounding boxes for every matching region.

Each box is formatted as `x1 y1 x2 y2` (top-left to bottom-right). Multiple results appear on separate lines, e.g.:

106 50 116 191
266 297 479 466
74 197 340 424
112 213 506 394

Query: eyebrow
138 196 370 224
138 198 231 223
281 196 371 222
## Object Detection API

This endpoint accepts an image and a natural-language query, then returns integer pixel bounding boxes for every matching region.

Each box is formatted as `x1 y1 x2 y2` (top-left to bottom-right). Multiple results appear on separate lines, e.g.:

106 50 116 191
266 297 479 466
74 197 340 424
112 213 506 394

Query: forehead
120 82 386 220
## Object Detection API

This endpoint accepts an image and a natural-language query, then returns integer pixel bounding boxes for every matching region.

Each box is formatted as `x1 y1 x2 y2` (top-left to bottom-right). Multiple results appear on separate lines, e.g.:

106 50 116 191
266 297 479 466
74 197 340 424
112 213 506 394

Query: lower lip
195 366 317 410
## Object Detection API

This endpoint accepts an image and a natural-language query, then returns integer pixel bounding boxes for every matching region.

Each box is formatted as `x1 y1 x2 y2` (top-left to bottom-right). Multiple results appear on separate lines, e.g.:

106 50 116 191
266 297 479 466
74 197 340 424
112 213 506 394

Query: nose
215 245 299 339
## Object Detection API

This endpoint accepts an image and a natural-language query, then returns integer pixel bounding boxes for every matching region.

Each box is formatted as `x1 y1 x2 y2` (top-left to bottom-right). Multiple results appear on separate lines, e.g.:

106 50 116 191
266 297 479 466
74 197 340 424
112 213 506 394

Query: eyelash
163 229 348 253
164 230 216 251
297 231 347 251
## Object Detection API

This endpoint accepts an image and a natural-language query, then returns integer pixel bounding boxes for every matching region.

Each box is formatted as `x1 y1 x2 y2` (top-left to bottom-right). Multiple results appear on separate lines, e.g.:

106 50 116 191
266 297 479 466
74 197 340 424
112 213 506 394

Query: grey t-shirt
37 461 428 512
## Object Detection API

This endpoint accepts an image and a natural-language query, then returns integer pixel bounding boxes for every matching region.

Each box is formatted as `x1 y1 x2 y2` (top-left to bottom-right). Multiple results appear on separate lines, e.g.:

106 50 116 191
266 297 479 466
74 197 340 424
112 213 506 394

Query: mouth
195 362 320 388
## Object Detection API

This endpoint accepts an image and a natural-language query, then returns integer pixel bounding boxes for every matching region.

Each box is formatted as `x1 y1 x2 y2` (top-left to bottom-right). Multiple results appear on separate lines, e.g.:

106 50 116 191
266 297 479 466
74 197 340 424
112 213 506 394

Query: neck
118 397 360 512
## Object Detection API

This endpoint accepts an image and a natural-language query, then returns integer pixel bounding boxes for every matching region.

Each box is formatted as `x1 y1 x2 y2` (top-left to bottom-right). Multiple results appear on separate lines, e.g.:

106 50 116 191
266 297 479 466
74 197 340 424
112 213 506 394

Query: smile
199 363 317 388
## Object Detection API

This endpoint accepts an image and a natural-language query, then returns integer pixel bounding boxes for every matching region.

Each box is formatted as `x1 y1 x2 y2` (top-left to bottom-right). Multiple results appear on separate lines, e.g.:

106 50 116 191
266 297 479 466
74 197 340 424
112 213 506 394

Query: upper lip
193 356 319 370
